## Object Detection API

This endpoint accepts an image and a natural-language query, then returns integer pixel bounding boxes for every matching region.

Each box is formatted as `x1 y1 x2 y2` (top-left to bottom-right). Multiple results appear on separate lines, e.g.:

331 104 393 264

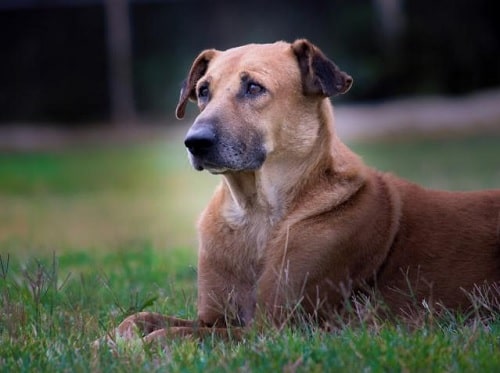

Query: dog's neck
221 101 366 225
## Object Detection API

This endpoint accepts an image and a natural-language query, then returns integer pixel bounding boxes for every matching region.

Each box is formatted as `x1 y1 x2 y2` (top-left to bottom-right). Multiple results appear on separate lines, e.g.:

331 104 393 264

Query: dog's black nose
184 126 216 156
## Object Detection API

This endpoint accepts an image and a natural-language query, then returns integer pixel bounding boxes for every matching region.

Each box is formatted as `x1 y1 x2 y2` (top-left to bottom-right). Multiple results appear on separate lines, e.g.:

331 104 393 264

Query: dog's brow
240 67 271 78
240 72 251 81
199 76 211 85
239 72 265 86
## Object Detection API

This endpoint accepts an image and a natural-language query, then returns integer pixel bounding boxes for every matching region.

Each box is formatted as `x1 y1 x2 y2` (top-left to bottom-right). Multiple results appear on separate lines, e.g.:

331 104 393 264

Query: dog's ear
176 49 218 119
291 39 353 97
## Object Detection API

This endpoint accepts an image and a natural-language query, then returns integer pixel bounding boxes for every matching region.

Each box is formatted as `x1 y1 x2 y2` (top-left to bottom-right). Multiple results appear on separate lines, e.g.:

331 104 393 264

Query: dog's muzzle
184 122 266 173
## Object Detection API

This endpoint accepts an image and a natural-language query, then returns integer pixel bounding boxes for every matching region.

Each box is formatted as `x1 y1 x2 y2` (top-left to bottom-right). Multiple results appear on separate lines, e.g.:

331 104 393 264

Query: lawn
0 131 499 371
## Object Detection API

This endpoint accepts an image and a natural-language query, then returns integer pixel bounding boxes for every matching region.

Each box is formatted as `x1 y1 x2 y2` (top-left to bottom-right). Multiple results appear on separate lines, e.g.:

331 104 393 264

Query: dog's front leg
92 312 200 352
256 250 344 327
197 256 257 328
115 311 197 339
257 267 309 327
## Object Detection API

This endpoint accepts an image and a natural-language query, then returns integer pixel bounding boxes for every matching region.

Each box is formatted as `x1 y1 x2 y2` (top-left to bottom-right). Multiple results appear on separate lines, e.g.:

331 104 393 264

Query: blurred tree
104 0 136 126
373 0 405 51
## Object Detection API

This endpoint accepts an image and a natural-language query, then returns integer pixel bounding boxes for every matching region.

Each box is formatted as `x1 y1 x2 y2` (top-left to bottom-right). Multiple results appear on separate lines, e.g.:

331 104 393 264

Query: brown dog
109 39 500 344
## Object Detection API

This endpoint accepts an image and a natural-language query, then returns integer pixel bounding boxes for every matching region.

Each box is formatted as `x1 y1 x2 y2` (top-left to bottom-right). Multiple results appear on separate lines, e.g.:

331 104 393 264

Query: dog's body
111 40 500 343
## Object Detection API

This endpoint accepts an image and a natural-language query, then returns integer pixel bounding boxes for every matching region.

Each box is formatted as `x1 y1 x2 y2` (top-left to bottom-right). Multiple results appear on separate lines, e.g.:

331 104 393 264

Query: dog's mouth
189 156 229 174
187 151 263 174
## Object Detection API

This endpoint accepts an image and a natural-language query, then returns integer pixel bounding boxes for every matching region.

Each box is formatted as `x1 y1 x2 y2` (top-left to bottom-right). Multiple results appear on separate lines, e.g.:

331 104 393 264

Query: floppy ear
175 49 218 119
291 39 353 97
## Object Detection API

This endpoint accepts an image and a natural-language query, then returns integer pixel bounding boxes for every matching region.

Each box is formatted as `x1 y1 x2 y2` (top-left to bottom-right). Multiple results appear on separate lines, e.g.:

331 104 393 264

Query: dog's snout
184 126 216 156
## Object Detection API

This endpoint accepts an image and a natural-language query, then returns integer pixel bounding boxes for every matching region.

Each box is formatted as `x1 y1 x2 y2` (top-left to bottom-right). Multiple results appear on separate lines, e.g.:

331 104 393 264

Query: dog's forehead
207 41 295 79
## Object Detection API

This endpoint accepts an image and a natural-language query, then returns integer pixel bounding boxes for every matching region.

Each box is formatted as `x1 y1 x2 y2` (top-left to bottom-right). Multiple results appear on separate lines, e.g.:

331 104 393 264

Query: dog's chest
223 204 276 261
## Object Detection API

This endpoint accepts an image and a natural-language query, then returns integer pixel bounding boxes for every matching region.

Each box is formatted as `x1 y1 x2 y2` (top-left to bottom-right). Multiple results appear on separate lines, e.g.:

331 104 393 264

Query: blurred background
0 0 499 255
1 0 499 126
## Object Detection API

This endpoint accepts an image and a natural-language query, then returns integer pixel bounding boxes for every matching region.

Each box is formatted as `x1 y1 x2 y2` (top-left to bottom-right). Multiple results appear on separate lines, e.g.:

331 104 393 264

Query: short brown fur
107 40 500 344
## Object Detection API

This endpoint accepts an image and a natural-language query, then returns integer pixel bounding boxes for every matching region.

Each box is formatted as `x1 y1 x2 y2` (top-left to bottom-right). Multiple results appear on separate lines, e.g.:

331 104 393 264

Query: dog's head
176 39 352 174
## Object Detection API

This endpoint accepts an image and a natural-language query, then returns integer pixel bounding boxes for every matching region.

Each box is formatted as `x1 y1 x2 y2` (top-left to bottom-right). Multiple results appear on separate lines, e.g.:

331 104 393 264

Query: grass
0 131 499 371
351 135 500 190
0 138 219 254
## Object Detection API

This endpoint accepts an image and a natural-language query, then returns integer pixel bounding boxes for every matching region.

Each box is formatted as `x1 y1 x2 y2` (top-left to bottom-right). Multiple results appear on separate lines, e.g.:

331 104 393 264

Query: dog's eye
198 85 209 99
246 82 265 96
